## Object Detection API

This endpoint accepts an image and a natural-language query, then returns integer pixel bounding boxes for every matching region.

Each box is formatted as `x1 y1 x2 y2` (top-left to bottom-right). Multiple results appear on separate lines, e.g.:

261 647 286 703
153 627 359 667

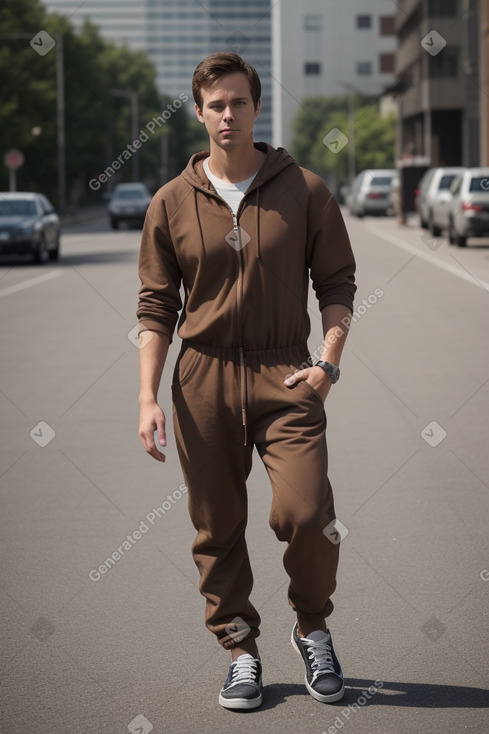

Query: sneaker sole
303 679 344 704
218 692 263 710
291 626 345 704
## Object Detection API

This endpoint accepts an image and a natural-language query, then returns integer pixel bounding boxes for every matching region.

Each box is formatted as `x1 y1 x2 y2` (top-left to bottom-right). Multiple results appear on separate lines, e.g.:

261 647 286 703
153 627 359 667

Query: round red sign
4 149 25 171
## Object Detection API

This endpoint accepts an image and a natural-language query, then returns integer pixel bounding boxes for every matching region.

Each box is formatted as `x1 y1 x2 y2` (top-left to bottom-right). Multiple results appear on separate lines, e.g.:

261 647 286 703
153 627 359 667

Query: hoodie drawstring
194 188 206 254
239 346 248 446
255 188 261 260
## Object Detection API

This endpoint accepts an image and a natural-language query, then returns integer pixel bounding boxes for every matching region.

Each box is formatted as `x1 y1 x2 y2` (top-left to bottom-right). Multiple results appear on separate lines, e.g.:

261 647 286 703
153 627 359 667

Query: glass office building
45 0 272 142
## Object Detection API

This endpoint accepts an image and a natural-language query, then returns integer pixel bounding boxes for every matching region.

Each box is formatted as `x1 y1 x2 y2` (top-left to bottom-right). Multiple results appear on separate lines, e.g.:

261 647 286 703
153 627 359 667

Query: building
480 0 489 165
271 0 397 149
44 0 272 142
393 0 482 167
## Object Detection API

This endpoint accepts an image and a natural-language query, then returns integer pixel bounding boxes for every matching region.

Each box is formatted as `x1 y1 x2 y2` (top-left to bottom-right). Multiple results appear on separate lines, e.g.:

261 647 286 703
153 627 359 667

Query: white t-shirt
203 157 257 216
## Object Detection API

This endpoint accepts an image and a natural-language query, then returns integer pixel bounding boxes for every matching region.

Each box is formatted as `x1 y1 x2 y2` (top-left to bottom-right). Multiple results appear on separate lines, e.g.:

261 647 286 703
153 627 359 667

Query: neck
207 139 265 183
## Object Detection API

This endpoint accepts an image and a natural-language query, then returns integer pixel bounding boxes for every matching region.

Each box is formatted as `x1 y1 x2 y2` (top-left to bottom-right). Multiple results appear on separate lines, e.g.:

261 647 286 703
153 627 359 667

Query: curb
61 205 106 226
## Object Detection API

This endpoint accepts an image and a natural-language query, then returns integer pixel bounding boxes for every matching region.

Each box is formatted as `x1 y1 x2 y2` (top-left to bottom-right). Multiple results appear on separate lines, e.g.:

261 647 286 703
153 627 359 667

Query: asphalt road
1 209 488 734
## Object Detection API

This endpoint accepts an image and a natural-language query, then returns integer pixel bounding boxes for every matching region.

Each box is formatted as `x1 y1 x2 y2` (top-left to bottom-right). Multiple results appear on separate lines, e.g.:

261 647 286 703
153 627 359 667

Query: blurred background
1 3 489 734
1 0 487 212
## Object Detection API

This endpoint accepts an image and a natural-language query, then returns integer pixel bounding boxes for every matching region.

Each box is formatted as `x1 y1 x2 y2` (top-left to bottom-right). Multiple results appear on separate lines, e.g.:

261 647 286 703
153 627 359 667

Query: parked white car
416 167 466 235
447 168 489 247
348 169 396 217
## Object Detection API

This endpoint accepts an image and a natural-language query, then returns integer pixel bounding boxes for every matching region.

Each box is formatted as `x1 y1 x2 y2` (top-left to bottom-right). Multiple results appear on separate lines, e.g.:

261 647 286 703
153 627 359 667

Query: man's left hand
284 366 332 402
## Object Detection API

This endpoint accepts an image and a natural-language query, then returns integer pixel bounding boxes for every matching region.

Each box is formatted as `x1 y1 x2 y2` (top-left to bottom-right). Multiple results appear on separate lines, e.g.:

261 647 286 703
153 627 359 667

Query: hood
180 142 296 260
181 142 296 193
0 216 39 229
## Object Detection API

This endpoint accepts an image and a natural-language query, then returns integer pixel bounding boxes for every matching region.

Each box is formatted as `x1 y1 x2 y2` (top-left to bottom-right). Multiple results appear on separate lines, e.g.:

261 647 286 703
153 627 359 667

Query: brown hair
192 52 261 110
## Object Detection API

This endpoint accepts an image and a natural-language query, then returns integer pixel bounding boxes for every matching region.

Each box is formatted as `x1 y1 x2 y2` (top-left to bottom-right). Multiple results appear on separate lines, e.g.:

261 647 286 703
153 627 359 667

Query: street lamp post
160 127 169 183
56 33 66 213
347 89 356 188
109 89 139 181
337 82 357 188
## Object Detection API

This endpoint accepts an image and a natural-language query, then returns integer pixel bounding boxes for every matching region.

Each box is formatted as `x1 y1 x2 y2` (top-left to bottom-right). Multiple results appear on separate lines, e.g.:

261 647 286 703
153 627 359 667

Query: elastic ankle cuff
219 628 260 650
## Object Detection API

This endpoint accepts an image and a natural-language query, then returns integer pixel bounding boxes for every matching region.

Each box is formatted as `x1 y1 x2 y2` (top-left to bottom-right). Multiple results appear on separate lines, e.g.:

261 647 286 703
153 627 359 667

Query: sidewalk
60 203 106 226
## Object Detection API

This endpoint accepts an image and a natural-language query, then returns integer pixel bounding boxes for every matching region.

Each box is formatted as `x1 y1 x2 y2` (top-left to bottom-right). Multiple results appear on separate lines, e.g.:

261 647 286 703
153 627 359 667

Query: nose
222 106 234 122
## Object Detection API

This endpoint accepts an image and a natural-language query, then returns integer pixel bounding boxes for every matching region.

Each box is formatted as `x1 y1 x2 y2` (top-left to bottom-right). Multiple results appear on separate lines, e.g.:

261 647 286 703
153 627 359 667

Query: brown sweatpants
171 340 339 650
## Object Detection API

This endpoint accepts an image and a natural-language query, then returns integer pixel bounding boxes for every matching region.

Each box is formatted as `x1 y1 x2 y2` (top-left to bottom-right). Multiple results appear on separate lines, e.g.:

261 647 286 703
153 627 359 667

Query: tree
291 95 363 172
291 95 396 186
0 0 58 196
0 0 203 207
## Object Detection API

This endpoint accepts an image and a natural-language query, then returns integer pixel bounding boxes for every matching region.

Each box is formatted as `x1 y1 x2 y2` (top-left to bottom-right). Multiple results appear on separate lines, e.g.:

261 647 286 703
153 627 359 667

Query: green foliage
291 95 396 183
291 95 360 169
183 116 210 159
0 0 201 207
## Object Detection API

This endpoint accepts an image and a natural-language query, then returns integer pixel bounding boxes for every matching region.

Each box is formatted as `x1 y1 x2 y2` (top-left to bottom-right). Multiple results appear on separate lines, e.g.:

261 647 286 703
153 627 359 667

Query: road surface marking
364 224 489 292
0 270 62 297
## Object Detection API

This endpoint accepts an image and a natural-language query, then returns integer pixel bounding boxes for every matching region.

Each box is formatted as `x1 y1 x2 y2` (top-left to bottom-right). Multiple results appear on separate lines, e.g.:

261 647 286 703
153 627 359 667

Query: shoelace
229 657 259 686
303 636 336 683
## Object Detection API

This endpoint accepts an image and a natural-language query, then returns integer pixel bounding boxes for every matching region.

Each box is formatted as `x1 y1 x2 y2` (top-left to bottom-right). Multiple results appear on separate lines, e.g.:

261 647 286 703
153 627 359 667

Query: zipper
232 210 245 341
232 211 247 446
232 211 239 239
204 179 261 446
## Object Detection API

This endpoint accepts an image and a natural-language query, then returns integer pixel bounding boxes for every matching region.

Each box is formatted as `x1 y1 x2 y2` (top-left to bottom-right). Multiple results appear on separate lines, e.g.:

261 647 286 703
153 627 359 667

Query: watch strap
315 360 340 384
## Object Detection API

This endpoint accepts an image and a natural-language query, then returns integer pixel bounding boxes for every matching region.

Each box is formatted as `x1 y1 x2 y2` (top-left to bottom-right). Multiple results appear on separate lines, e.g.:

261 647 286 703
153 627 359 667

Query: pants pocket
172 347 202 388
297 379 325 405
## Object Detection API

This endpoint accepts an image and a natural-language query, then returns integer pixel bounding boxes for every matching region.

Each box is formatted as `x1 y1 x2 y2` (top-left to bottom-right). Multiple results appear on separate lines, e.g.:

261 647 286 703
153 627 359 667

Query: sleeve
136 196 183 344
306 180 356 313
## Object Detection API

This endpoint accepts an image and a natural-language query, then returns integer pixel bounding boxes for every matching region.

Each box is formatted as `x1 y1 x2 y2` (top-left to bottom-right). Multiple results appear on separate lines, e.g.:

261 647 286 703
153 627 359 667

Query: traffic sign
4 149 25 171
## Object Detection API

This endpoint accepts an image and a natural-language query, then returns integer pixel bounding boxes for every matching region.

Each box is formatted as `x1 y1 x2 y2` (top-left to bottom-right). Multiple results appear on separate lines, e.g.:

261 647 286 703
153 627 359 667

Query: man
137 52 356 710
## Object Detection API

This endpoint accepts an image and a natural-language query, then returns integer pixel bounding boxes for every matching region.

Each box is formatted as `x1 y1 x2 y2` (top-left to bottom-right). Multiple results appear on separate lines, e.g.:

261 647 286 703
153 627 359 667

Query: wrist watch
315 361 340 384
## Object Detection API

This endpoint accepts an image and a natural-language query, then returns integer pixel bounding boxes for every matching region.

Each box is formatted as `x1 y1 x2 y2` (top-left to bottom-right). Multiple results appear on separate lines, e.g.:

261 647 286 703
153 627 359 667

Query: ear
194 103 205 124
254 98 262 118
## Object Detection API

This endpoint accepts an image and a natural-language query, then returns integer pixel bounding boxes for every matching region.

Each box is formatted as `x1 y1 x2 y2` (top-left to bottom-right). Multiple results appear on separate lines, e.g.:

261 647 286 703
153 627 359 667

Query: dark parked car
0 192 60 263
108 183 152 229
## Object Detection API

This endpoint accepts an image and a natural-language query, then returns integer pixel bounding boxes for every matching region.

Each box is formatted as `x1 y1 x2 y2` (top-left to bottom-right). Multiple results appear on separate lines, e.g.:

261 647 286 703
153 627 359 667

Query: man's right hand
137 329 170 463
139 401 167 462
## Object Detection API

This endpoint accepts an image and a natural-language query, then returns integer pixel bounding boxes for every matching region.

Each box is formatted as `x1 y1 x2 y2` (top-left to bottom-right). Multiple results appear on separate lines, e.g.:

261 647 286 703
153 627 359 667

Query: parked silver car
0 192 60 263
416 166 465 235
108 182 152 229
348 169 396 217
447 168 489 247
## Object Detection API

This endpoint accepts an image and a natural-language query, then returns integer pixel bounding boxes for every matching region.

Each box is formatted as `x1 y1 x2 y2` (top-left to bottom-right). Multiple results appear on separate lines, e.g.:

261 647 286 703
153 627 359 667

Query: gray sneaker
218 653 263 710
291 623 344 703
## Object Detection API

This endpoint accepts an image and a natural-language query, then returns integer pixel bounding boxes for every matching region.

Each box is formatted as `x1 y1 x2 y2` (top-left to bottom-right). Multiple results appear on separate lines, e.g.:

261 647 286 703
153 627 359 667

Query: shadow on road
224 680 489 713
342 678 489 709
0 251 138 268
58 251 138 266
61 222 143 235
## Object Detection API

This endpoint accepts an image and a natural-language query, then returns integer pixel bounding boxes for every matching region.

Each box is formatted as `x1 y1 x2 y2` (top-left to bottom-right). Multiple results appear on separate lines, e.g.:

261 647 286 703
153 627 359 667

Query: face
194 71 261 152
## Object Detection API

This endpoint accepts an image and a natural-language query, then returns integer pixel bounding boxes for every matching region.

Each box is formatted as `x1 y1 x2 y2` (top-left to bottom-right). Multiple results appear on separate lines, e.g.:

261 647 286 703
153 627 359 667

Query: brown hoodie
137 142 356 350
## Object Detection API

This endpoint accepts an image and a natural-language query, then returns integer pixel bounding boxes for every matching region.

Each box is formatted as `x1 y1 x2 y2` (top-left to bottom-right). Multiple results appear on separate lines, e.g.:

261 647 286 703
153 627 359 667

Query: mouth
220 128 237 134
